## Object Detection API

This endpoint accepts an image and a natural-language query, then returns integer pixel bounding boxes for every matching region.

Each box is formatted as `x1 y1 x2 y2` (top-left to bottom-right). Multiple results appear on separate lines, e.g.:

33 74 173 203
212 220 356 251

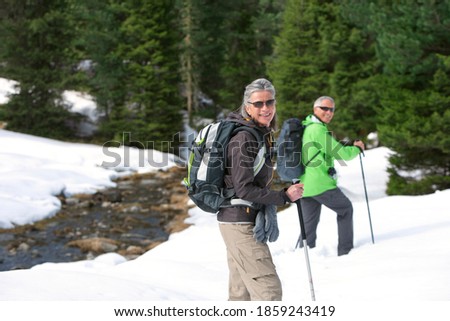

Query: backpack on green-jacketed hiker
276 118 318 182
183 119 267 213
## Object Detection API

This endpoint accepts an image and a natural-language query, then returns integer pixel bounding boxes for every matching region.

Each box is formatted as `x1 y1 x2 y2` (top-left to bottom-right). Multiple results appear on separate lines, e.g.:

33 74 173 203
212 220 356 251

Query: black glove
253 204 279 243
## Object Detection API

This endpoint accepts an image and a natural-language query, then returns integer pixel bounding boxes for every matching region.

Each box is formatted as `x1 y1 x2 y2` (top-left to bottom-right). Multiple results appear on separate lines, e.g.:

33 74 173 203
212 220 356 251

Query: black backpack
276 118 318 182
183 119 267 213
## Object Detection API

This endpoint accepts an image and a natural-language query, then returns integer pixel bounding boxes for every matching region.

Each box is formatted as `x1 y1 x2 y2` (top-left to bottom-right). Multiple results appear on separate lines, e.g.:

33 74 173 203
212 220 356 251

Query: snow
62 91 100 123
1 79 449 320
0 78 19 105
0 129 177 228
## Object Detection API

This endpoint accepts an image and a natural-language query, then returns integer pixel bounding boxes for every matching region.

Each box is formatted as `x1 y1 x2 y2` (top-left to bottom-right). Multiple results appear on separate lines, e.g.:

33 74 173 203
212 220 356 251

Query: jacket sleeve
306 124 361 164
226 131 289 206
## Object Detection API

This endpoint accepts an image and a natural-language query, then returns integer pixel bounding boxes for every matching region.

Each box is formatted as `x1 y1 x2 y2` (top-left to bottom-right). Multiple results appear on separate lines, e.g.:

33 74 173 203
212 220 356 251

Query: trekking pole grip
292 179 307 241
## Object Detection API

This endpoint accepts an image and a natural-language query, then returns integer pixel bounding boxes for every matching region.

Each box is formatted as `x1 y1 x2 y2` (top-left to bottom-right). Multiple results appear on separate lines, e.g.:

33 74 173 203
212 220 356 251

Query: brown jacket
217 112 290 223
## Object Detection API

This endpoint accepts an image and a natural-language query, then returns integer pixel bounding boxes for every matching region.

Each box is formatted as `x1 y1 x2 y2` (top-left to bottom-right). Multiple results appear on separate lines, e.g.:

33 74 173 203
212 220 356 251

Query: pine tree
267 0 330 122
0 0 78 139
370 1 450 194
178 0 203 122
188 0 283 113
324 2 381 139
72 0 129 141
268 0 380 140
219 0 283 108
189 0 229 108
118 0 183 150
75 0 183 150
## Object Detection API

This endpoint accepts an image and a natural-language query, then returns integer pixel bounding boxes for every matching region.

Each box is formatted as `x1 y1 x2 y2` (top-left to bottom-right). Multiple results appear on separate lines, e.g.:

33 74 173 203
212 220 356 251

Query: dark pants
300 188 353 256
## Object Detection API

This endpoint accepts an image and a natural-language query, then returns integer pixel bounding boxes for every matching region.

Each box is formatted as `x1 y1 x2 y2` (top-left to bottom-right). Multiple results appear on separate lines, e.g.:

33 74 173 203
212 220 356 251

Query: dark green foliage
368 1 450 194
268 0 380 139
387 167 450 196
219 0 283 108
0 0 78 139
367 1 450 78
74 0 183 151
72 0 128 121
189 0 283 111
189 0 228 107
377 74 450 194
324 17 381 139
73 0 136 143
268 0 450 195
268 0 327 122
117 0 182 148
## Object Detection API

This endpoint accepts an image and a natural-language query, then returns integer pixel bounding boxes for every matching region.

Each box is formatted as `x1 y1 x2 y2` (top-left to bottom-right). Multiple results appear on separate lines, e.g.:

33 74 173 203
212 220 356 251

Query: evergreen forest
0 0 449 195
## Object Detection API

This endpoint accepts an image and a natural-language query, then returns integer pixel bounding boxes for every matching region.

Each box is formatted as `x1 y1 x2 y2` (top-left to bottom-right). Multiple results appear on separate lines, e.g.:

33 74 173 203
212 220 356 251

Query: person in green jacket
300 96 365 256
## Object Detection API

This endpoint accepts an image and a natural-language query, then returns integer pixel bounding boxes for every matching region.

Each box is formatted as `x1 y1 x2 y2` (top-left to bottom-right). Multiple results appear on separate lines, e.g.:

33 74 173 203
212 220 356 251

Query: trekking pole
359 152 375 244
292 179 316 301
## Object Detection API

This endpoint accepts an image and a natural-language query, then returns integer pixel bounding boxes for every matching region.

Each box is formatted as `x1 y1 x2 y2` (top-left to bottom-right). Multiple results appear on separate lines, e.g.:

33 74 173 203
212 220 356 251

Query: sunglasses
316 106 335 112
247 99 276 108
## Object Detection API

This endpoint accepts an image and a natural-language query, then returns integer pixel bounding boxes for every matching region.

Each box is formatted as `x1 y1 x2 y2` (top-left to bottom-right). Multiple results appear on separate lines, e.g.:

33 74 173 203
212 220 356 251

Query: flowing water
0 166 189 271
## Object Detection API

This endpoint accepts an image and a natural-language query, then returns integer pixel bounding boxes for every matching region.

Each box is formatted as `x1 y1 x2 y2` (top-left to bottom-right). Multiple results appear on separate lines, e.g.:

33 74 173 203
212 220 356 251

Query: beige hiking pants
219 223 282 301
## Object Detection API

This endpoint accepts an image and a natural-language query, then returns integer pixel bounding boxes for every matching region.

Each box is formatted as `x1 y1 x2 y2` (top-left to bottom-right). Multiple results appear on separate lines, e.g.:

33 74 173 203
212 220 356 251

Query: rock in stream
0 166 191 271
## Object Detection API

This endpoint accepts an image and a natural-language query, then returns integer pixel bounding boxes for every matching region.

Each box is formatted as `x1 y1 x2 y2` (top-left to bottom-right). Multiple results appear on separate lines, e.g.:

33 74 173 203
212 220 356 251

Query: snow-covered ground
1 78 449 320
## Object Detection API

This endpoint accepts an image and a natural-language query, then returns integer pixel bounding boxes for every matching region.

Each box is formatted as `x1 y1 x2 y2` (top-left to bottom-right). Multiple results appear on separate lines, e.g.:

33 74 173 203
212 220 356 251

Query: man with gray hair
299 96 365 256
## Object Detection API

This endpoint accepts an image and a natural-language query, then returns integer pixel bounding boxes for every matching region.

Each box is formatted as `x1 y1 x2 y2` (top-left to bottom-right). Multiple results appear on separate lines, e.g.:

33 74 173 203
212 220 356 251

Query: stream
0 166 190 271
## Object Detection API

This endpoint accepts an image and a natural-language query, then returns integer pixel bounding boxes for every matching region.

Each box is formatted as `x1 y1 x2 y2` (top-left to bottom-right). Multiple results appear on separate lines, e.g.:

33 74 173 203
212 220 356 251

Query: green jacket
300 114 361 197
